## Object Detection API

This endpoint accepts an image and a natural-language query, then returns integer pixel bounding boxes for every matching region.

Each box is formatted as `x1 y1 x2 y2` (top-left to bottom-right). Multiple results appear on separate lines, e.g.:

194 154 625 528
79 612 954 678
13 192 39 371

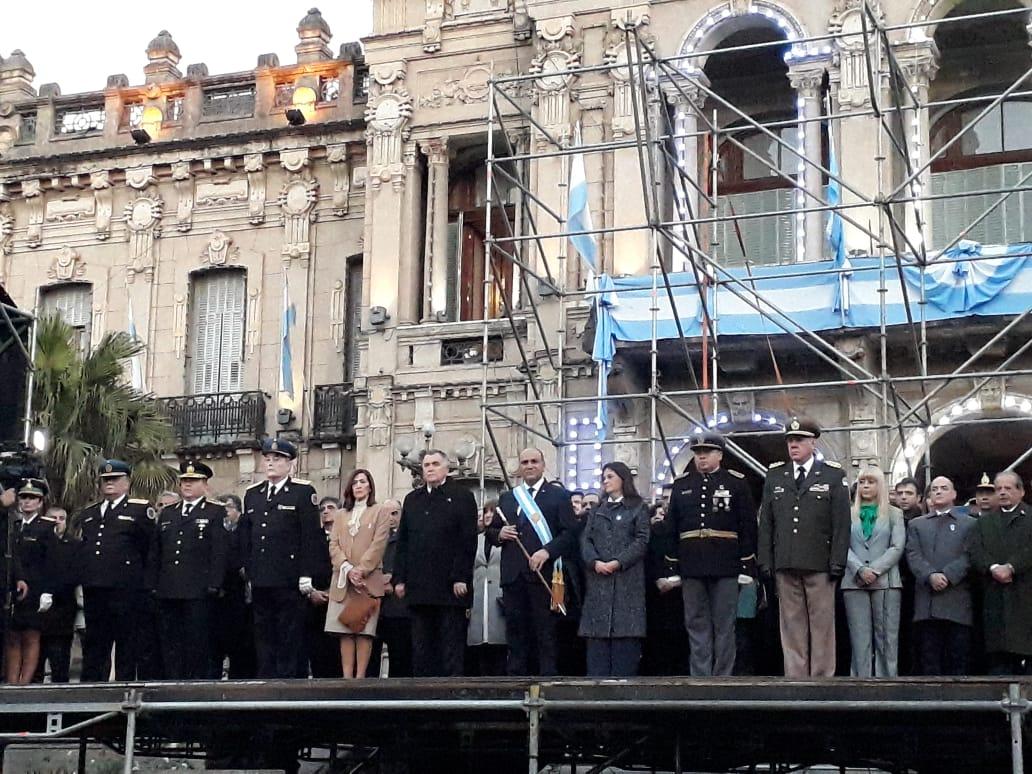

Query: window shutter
715 191 796 266
189 270 246 394
40 283 93 352
445 220 460 321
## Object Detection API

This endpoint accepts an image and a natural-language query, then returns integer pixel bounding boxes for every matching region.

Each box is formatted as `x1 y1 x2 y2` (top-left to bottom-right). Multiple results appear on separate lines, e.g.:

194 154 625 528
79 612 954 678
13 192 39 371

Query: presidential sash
513 482 565 612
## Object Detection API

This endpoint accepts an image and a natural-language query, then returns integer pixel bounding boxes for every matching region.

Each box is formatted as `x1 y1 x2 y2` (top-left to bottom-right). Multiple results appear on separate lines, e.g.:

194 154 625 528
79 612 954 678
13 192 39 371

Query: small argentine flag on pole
568 122 598 273
280 273 297 400
826 122 852 320
127 297 146 392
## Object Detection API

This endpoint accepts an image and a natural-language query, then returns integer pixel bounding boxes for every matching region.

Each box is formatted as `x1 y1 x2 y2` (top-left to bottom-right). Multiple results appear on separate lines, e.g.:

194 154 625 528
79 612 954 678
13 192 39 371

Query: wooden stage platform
0 677 1026 772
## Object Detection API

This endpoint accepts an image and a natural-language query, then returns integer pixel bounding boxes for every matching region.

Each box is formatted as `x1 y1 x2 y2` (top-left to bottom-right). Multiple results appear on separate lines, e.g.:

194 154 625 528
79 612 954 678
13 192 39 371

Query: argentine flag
280 273 297 400
127 297 146 392
568 122 598 272
826 125 852 317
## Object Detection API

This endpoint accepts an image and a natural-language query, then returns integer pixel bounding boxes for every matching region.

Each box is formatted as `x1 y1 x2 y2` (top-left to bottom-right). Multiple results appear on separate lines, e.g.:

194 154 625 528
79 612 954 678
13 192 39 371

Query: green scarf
859 503 879 540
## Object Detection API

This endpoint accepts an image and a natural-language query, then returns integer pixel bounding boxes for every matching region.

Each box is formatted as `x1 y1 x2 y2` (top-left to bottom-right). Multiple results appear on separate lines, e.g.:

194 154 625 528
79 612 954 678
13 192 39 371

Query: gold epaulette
128 498 151 505
41 516 58 523
729 470 745 479
208 499 226 507
292 478 313 486
823 460 843 469
769 461 786 469
246 480 266 490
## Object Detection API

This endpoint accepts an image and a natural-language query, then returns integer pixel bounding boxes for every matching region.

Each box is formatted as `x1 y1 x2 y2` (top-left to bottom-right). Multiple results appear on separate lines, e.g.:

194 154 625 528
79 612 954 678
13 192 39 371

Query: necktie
101 501 108 518
267 485 275 502
183 502 194 518
795 466 806 489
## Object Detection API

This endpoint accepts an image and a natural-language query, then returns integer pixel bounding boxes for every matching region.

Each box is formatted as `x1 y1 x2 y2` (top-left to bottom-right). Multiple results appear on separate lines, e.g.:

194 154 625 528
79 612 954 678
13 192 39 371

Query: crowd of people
0 422 1030 685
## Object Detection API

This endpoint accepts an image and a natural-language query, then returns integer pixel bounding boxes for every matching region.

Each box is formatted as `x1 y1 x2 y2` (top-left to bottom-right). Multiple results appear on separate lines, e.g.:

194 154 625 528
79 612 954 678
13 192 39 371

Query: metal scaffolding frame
479 1 1032 495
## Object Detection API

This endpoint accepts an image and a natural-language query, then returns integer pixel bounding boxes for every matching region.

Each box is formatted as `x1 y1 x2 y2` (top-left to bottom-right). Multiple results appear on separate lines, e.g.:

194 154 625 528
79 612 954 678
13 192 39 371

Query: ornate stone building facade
1 0 1030 500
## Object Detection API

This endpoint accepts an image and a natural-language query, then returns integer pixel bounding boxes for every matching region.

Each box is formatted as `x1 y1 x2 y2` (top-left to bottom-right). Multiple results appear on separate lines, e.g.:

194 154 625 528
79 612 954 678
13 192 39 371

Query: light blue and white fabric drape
592 275 619 441
280 273 297 400
568 122 598 273
512 483 561 573
592 243 1032 359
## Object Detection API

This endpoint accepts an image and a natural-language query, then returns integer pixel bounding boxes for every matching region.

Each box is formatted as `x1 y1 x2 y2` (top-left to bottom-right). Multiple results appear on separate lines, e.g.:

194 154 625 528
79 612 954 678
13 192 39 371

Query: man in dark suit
667 432 756 676
486 448 576 676
210 494 255 679
968 472 1032 675
394 449 478 677
242 438 323 679
758 417 850 678
74 459 155 681
905 475 976 675
147 461 227 680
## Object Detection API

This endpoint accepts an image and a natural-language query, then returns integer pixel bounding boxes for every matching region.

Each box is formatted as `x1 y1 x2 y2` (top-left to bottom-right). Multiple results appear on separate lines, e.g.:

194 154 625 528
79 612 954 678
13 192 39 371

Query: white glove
74 609 86 632
299 577 314 595
38 593 53 613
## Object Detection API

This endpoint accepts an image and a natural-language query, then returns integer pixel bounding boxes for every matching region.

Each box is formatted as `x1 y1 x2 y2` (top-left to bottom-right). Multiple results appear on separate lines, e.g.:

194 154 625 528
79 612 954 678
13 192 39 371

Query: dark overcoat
578 498 650 639
968 504 1032 656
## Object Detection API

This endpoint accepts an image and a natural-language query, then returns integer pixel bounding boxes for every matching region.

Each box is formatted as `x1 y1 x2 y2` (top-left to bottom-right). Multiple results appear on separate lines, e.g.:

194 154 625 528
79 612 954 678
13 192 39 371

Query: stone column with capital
895 40 939 251
788 64 827 263
361 60 415 491
420 138 450 321
662 71 709 267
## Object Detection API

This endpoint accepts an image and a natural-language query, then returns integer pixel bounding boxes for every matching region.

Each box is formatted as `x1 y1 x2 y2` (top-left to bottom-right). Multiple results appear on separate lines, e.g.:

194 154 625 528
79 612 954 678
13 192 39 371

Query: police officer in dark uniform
972 472 999 518
241 438 323 679
666 432 756 676
147 461 227 680
74 459 155 681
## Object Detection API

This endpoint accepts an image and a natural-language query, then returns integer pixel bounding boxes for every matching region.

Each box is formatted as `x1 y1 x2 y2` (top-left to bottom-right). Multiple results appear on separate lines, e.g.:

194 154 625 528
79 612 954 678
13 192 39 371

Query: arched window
188 268 246 395
40 282 92 353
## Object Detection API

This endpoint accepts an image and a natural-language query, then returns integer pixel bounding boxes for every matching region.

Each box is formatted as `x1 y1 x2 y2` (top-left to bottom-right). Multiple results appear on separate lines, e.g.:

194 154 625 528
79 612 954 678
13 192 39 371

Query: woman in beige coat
325 469 391 678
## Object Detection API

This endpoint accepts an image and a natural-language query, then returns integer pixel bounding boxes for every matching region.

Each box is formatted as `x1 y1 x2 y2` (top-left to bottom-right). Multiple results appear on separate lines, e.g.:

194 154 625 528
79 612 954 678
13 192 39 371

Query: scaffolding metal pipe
0 711 120 742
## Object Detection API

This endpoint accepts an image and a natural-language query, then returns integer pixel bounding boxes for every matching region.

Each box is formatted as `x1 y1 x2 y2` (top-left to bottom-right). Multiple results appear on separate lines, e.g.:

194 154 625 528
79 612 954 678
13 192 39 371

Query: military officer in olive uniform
147 461 227 680
758 417 850 678
667 432 757 676
242 438 324 679
74 460 155 682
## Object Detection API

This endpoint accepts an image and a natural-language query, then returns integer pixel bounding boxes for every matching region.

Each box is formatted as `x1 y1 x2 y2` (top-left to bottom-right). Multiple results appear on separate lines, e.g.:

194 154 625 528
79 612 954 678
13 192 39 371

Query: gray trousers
843 587 901 677
682 577 739 676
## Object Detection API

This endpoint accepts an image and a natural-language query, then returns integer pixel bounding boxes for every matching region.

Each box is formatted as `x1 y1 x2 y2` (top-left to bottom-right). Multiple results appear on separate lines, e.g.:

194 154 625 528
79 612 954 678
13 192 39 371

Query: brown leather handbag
337 592 380 630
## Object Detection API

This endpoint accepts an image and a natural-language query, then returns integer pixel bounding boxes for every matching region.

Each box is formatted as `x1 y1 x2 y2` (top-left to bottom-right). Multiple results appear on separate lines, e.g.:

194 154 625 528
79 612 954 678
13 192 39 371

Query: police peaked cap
261 437 297 460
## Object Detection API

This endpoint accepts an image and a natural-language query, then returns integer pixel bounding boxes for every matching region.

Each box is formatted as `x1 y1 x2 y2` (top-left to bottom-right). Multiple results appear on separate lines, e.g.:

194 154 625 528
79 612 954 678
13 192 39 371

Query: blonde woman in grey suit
841 466 906 677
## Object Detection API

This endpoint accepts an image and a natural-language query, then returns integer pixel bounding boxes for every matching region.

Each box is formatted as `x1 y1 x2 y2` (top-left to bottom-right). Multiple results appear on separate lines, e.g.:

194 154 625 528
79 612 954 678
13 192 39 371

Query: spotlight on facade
131 128 152 144
369 305 390 327
287 85 317 126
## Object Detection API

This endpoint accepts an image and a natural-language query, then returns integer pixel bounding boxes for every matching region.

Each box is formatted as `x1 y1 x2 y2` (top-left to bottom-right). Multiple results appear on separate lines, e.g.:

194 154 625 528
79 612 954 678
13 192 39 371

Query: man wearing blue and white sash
487 448 577 676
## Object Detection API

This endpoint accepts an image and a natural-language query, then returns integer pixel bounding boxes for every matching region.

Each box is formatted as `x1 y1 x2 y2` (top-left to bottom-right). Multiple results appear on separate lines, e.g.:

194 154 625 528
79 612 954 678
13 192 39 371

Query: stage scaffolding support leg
527 685 541 774
122 691 138 774
1008 683 1026 774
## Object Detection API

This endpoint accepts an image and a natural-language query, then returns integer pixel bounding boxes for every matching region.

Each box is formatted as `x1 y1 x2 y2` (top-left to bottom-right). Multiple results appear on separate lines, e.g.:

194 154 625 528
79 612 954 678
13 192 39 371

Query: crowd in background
0 420 1030 685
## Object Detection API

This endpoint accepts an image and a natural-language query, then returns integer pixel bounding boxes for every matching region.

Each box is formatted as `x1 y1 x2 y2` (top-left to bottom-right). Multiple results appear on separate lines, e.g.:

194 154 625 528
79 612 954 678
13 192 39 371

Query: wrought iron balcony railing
158 391 266 450
313 383 358 442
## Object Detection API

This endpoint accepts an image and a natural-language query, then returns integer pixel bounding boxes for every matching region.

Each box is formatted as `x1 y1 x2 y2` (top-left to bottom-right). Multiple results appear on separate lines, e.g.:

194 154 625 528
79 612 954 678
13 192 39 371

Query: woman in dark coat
578 462 650 677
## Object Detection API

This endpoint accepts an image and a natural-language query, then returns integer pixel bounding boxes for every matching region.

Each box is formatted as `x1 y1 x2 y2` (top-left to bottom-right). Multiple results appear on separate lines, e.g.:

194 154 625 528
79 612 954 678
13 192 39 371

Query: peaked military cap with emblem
17 478 48 498
690 431 726 452
784 416 821 439
975 472 996 491
178 460 214 480
99 459 132 478
261 437 297 460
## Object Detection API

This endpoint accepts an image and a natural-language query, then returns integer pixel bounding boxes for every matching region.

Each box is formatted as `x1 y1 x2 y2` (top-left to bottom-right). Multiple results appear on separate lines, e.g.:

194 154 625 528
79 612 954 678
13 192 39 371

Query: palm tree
32 315 177 513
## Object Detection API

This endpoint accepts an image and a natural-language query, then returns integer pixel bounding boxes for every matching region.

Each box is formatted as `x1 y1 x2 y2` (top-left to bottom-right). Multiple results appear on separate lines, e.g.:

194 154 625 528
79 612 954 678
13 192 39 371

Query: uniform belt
679 529 738 540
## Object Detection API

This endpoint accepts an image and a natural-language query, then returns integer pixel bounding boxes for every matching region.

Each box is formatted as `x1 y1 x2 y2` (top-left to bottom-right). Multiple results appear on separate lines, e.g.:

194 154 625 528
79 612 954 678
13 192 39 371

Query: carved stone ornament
418 63 530 109
171 161 194 233
279 178 319 260
280 148 310 174
126 165 158 191
0 204 12 256
246 287 261 354
47 245 86 281
45 194 94 224
172 294 187 359
366 382 393 449
604 10 655 139
829 0 884 108
423 0 454 54
123 195 164 283
326 144 351 216
90 171 113 241
22 179 43 249
365 98 413 190
203 230 239 266
330 279 345 351
245 153 266 225
537 15 574 43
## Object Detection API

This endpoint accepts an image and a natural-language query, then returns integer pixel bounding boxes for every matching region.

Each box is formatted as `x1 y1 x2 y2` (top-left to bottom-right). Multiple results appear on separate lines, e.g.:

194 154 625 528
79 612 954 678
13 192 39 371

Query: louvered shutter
716 190 796 266
345 260 362 382
930 163 1032 249
189 270 246 394
445 220 460 321
41 283 93 353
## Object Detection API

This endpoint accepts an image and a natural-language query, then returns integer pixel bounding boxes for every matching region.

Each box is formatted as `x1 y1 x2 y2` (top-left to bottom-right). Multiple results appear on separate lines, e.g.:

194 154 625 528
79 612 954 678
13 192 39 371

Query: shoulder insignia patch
128 498 151 505
147 507 157 520
729 470 745 479
246 481 266 490
292 478 313 486
824 460 843 469
311 493 319 505
768 461 786 469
